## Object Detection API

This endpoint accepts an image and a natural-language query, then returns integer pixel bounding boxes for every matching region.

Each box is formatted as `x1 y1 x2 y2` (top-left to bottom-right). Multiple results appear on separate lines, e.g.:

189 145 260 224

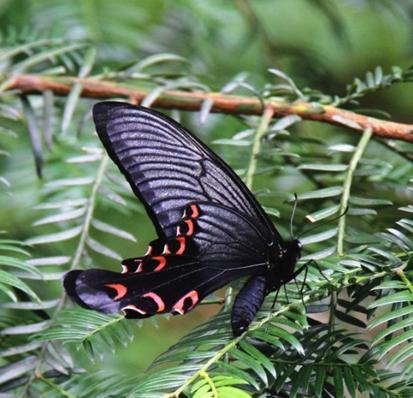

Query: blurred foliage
0 0 412 397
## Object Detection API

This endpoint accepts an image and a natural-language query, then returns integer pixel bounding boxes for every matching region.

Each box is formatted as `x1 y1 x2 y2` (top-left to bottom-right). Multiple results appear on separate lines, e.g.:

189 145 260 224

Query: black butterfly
64 102 303 336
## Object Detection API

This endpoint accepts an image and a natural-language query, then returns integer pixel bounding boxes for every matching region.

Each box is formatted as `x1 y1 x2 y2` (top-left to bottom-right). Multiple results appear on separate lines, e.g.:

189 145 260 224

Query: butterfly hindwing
65 202 270 318
231 275 267 336
64 258 249 319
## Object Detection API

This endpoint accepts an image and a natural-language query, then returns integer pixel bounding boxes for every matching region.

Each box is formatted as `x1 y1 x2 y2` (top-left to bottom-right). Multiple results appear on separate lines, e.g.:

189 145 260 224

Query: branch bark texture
5 74 413 142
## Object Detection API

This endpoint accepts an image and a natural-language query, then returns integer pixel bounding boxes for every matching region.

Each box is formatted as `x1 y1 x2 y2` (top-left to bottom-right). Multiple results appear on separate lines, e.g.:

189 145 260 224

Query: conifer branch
4 74 413 142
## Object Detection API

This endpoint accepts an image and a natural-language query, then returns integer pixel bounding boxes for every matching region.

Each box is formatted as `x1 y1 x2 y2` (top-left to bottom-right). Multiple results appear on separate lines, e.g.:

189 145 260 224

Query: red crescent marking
152 256 167 272
172 290 199 314
105 283 128 300
143 292 165 312
190 204 200 218
184 219 194 236
162 244 171 255
175 236 186 255
121 304 146 314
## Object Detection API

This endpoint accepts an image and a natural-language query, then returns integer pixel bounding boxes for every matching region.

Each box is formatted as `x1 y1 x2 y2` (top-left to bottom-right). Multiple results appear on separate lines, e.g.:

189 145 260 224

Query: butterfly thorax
266 239 302 292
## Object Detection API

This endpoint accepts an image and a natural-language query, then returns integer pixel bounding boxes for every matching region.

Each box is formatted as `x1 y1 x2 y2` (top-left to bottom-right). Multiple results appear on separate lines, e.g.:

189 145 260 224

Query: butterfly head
268 239 303 289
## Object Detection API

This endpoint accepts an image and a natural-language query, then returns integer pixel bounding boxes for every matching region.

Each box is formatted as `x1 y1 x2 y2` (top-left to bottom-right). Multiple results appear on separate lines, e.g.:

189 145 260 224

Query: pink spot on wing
172 290 199 314
152 256 167 272
145 245 153 256
121 264 129 274
175 236 186 255
190 204 200 218
143 292 165 312
105 283 127 300
184 219 194 236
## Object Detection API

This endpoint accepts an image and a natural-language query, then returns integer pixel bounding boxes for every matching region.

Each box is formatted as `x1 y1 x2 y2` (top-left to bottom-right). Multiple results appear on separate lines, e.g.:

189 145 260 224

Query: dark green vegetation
0 1 412 397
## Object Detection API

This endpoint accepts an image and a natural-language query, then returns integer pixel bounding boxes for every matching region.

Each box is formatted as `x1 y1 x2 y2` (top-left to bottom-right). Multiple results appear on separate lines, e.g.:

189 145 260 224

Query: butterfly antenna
290 193 298 240
297 206 349 240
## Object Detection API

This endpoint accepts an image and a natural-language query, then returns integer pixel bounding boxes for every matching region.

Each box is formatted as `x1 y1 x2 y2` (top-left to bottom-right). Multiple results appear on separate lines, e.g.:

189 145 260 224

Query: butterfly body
64 102 302 336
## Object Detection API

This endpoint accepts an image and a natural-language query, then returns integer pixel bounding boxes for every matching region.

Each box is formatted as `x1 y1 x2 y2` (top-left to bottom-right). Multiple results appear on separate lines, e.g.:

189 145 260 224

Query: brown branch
4 73 413 142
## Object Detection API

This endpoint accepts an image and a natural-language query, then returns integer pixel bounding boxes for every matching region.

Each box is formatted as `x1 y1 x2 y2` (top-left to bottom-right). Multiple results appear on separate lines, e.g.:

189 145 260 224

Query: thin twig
337 128 373 256
245 106 275 189
331 128 373 338
3 74 413 142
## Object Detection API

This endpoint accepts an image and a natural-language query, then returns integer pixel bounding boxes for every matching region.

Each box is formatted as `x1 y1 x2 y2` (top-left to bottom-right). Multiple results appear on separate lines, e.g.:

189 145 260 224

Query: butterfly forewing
93 102 279 242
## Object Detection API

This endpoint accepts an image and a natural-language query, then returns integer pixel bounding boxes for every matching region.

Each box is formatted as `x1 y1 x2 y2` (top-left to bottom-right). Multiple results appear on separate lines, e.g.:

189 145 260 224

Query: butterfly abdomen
231 275 267 336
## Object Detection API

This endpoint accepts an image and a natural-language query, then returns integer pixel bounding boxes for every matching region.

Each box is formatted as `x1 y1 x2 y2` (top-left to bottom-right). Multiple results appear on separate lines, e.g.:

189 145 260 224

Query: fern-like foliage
0 4 413 396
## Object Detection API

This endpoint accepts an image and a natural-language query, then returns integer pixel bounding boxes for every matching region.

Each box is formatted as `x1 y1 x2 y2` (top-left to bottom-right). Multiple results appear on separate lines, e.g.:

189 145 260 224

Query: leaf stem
337 128 373 256
199 371 218 398
396 267 413 296
245 106 274 190
70 154 109 271
38 375 76 398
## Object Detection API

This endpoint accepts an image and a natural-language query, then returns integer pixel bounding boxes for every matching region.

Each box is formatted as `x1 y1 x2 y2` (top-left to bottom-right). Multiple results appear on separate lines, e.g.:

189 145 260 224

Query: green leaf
238 341 276 378
92 219 137 242
372 316 413 346
0 270 40 302
230 347 267 384
212 139 251 146
306 205 340 222
217 386 251 398
300 228 337 245
298 163 347 172
25 226 82 245
333 368 344 398
32 207 85 226
377 329 413 358
313 365 326 397
369 291 413 308
369 306 413 329
295 186 343 201
86 237 122 261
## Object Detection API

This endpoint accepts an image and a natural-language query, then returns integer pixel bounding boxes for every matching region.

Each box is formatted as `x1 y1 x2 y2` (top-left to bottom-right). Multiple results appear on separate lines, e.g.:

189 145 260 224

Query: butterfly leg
310 259 330 283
